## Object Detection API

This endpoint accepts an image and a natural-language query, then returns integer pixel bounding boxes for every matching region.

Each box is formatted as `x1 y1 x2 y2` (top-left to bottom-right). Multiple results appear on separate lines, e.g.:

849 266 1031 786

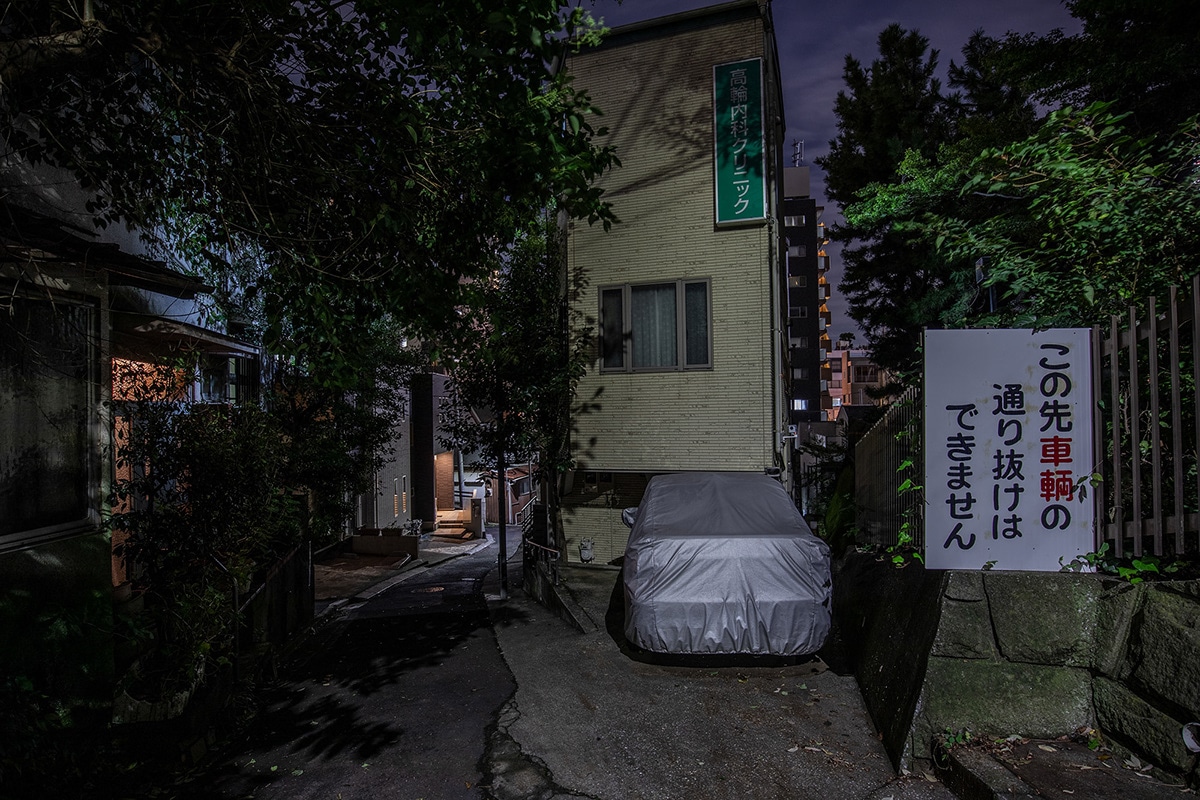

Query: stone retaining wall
834 553 1200 785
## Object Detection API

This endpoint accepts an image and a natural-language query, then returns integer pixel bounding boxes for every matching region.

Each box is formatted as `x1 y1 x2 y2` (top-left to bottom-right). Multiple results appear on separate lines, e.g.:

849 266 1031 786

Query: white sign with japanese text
924 329 1094 571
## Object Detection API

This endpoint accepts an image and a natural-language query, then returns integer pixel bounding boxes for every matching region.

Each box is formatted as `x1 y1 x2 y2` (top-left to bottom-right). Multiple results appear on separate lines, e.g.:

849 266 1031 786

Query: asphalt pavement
487 563 956 800
163 528 1172 800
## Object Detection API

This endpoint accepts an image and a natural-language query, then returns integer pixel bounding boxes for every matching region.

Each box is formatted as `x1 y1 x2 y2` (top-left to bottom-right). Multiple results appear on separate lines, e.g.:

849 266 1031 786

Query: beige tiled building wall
562 3 786 564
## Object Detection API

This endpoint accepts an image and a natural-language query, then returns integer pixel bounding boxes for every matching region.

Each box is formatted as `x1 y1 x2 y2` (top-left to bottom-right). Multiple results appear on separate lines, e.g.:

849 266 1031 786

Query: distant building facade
824 336 890 420
782 165 825 424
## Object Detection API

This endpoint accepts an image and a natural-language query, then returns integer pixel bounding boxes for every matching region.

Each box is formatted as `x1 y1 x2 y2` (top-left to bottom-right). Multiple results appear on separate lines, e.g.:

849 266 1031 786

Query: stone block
984 572 1100 667
912 658 1092 759
1093 580 1141 678
932 596 998 660
831 554 944 769
1125 585 1200 716
1094 676 1193 774
943 570 986 602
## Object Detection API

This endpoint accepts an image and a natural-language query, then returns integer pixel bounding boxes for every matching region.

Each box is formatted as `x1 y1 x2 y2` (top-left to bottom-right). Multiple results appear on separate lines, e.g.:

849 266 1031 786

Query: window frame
0 287 102 553
599 278 713 373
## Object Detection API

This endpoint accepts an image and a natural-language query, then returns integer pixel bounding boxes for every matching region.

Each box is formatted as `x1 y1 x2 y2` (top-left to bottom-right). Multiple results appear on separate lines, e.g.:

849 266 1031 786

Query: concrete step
938 738 1187 800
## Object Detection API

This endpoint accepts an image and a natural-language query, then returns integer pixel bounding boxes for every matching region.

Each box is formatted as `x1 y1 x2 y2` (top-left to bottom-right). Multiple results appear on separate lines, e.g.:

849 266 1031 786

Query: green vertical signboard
713 58 766 226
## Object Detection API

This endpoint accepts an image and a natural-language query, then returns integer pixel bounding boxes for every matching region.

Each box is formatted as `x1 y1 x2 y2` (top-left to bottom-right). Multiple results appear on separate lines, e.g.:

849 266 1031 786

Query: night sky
582 0 1081 337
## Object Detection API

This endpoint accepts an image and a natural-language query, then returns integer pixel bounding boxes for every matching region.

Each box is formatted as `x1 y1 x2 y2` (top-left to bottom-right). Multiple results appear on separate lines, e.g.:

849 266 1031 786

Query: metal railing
1094 275 1200 558
854 385 923 550
514 495 538 525
521 503 560 586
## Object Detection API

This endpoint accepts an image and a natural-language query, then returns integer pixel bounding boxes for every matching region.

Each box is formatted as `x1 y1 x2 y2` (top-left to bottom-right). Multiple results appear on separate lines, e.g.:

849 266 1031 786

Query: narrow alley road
179 538 517 799
171 530 956 800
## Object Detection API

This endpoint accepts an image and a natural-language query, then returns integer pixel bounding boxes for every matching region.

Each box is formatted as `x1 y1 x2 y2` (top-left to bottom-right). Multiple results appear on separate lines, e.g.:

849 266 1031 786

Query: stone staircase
435 508 474 539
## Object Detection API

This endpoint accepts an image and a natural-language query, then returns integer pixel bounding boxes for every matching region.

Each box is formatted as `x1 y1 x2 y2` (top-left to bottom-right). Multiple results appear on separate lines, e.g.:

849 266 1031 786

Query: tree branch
0 21 104 92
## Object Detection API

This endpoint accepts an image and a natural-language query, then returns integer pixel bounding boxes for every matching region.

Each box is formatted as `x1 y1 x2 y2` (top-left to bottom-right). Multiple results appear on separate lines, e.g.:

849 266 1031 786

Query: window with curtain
599 279 712 372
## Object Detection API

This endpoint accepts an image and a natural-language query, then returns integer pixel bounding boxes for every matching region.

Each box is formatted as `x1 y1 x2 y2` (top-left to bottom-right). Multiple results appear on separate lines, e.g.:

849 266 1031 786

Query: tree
816 25 960 383
439 213 592 576
1008 0 1200 135
0 1 617 385
836 1 1200 342
819 24 952 208
945 30 1040 153
934 105 1200 328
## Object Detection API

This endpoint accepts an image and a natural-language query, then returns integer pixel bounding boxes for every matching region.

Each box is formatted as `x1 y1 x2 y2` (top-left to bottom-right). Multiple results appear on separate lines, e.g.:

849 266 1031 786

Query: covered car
622 472 831 656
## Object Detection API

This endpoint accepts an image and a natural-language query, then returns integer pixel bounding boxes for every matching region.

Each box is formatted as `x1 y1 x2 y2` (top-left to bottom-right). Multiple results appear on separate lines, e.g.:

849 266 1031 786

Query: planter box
351 530 419 558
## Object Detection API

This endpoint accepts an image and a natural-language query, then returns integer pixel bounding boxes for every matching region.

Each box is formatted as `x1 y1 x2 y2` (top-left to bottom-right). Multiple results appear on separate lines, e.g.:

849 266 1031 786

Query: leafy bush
110 361 302 697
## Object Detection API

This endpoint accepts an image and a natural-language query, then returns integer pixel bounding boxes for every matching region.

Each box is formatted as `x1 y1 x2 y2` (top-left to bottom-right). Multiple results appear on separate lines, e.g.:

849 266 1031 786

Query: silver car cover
623 472 832 656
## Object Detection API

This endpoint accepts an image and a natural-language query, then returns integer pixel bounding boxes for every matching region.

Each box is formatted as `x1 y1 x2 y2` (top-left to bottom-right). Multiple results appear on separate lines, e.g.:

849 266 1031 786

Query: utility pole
497 448 508 599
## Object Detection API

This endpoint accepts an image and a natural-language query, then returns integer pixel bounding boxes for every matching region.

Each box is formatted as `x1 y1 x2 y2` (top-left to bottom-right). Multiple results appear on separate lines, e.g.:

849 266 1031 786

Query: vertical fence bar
1109 314 1123 558
1168 286 1184 553
1091 326 1105 553
1128 306 1143 557
1194 275 1200 552
1147 296 1163 556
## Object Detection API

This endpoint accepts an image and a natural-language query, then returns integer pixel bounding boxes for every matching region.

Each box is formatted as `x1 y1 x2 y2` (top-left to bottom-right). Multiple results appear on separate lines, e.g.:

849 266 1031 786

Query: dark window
0 294 98 545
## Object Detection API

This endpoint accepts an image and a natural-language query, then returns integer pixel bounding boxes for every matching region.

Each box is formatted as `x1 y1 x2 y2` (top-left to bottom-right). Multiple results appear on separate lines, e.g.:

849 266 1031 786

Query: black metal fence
1094 275 1200 558
234 543 314 678
854 386 923 550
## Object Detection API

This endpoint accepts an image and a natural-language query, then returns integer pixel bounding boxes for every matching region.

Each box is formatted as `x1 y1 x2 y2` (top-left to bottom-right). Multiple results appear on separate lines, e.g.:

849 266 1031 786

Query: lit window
600 279 712 372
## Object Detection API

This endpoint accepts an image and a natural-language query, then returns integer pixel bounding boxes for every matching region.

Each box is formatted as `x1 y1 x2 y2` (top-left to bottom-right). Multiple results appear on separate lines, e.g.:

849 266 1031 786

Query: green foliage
1059 542 1187 584
0 584 113 793
267 330 415 540
107 345 406 695
0 2 618 384
110 364 300 694
1012 0 1200 134
816 451 856 556
936 105 1200 329
439 214 592 521
821 3 1200 384
941 727 973 749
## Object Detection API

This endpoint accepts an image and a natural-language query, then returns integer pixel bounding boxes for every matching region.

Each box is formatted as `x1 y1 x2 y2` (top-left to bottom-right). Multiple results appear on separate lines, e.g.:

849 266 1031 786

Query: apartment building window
784 215 805 227
600 279 712 372
787 244 807 259
788 276 808 288
853 365 879 383
789 306 809 319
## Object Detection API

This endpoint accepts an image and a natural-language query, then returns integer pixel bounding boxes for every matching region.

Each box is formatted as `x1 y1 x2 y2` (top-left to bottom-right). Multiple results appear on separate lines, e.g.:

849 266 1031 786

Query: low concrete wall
834 553 1200 784
351 531 420 559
